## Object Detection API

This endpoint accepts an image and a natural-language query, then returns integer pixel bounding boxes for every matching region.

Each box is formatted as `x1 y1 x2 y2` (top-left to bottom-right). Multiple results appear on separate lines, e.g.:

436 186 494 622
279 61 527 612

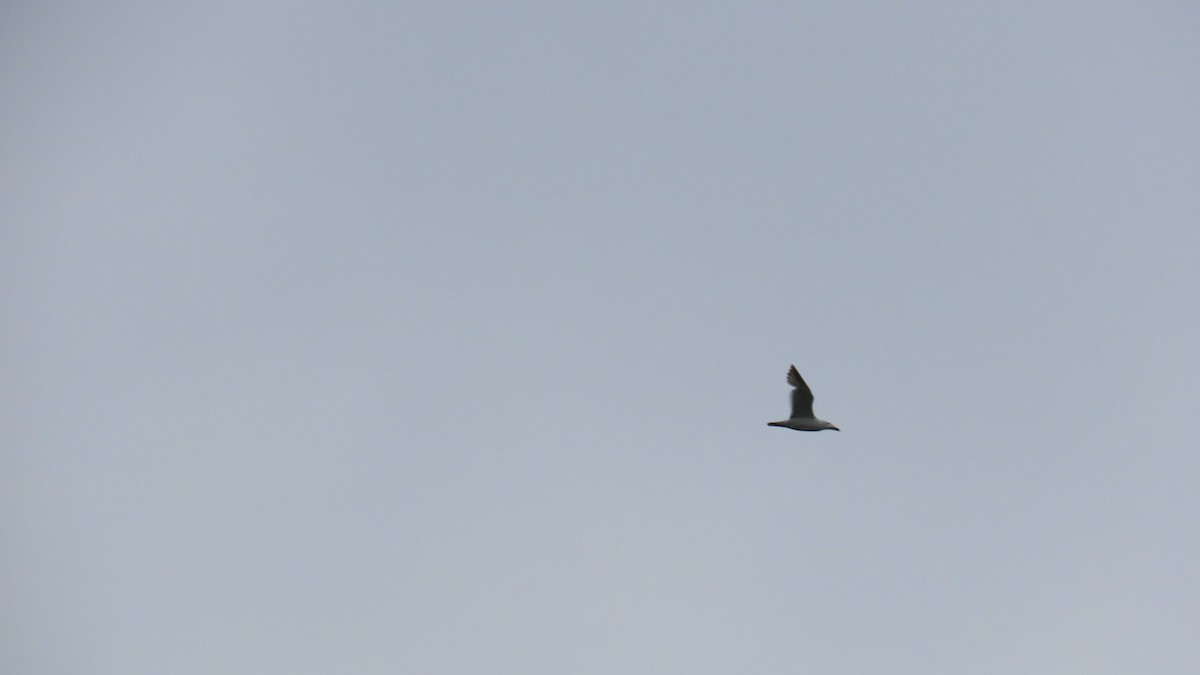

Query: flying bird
768 364 840 432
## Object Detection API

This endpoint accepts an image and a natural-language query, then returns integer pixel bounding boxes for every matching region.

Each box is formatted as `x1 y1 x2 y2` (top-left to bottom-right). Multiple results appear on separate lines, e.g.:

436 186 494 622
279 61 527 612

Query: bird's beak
832 426 841 432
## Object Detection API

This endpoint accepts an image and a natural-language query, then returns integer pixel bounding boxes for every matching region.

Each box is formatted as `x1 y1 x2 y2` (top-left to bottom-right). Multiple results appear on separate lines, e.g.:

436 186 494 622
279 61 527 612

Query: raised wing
787 364 816 419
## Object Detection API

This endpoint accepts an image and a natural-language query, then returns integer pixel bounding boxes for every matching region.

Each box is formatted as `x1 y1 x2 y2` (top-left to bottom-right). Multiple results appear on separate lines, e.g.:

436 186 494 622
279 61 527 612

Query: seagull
768 364 840 432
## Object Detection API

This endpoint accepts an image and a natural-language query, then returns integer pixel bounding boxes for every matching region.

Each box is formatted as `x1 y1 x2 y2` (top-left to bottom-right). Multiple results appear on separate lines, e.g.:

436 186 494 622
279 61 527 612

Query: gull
768 364 840 432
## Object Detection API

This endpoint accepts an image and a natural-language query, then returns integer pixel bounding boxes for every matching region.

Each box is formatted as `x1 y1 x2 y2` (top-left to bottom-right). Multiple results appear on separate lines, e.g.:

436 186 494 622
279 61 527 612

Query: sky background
3 2 1199 673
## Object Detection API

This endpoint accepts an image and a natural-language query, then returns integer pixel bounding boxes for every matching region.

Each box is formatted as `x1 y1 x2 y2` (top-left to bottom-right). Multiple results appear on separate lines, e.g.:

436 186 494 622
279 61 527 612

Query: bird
768 364 840 431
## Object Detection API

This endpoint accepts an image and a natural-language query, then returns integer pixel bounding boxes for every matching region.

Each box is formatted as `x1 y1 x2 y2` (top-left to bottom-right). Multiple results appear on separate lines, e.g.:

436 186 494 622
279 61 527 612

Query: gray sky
4 2 1199 673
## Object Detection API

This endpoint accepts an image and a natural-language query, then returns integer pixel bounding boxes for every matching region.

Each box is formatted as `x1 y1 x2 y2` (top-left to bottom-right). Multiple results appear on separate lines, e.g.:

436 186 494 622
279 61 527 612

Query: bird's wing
787 364 816 419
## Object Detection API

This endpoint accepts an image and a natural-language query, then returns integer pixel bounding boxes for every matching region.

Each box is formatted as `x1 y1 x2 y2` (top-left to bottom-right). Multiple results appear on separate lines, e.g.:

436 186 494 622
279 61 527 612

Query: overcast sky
3 2 1199 673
